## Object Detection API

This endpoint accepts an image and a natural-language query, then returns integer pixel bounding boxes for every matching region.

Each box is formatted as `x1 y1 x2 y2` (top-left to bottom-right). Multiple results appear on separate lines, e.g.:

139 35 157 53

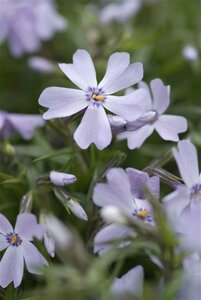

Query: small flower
182 45 199 62
0 0 67 57
28 56 56 73
111 266 144 298
50 171 77 186
118 78 187 149
0 213 48 288
164 140 201 222
100 0 142 24
39 49 146 150
0 111 45 140
93 167 160 254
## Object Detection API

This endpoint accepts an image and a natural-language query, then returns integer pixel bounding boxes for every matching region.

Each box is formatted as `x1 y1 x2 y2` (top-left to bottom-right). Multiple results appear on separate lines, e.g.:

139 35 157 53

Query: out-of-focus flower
100 0 142 24
118 78 187 149
93 167 159 254
111 265 144 298
0 110 45 140
39 49 146 150
0 213 47 288
40 212 55 258
0 0 67 57
28 56 57 73
164 140 201 222
182 45 199 62
50 171 77 186
68 199 88 221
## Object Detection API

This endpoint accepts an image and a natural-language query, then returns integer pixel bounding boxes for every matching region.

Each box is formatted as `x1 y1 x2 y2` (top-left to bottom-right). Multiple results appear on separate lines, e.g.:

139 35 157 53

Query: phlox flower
182 45 199 62
92 167 160 254
0 213 48 288
164 140 201 221
39 49 146 150
0 111 45 140
0 0 67 57
118 78 187 149
50 170 77 186
111 265 144 298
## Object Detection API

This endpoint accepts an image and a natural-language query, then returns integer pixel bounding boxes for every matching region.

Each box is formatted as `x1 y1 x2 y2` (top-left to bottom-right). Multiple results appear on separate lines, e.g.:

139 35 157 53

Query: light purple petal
98 52 130 91
59 49 97 90
93 168 135 212
126 168 149 199
150 78 170 114
68 199 88 221
172 140 199 187
146 176 160 200
0 214 13 234
111 266 144 297
94 223 132 255
0 246 24 288
100 62 143 94
22 241 48 274
38 87 87 120
7 114 45 140
74 105 112 150
155 115 187 141
15 213 45 240
138 81 153 110
0 235 8 251
163 186 190 226
103 89 146 122
118 124 154 149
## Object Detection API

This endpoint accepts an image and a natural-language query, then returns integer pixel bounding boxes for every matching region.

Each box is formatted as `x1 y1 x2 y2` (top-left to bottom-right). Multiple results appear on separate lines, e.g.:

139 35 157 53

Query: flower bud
50 171 77 186
68 200 88 221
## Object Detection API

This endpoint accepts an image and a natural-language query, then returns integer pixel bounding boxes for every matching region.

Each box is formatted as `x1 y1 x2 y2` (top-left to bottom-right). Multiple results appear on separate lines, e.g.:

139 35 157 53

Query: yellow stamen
137 210 149 218
92 94 105 101
11 235 17 244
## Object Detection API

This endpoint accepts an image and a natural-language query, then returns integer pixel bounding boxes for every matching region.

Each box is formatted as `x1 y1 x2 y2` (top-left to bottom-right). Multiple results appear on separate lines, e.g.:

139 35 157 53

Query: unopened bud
20 191 33 213
50 171 77 186
68 199 88 221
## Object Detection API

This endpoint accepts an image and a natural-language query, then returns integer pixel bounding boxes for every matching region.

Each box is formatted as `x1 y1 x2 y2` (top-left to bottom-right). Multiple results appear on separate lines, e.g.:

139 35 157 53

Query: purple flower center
85 87 106 107
6 232 22 247
190 183 201 201
132 208 152 222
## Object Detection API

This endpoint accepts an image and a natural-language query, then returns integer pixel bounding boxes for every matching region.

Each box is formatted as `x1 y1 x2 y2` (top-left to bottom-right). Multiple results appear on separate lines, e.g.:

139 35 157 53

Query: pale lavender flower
111 265 144 298
28 56 56 73
100 0 142 24
0 110 45 140
38 49 146 150
182 45 199 62
118 78 187 149
164 140 201 222
0 0 67 57
93 167 160 254
50 171 77 186
0 213 48 288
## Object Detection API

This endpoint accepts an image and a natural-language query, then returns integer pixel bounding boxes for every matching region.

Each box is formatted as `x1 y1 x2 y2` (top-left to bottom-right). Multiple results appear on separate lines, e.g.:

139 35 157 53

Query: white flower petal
100 62 143 94
59 49 97 90
0 246 24 288
98 52 130 90
118 124 154 149
172 140 199 187
111 266 144 297
15 213 45 241
74 105 112 150
38 87 88 120
138 81 152 110
155 115 187 141
0 213 13 234
93 168 135 212
104 89 146 122
22 241 48 274
150 78 170 114
0 235 8 251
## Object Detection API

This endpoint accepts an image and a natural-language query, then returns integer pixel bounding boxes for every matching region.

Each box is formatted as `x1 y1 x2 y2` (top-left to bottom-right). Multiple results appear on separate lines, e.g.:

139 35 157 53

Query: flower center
6 232 22 247
132 208 152 222
86 87 106 106
190 183 201 201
